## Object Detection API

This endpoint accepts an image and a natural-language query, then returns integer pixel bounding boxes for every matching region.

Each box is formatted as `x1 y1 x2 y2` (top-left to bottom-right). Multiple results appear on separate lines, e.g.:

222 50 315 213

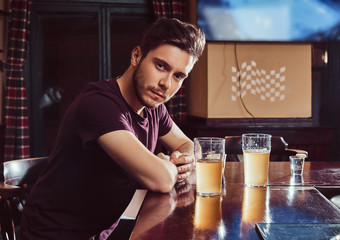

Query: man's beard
132 62 169 109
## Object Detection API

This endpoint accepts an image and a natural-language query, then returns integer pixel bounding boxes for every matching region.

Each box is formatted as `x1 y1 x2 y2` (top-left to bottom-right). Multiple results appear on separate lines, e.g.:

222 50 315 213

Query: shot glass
289 155 305 175
194 137 225 197
242 133 271 187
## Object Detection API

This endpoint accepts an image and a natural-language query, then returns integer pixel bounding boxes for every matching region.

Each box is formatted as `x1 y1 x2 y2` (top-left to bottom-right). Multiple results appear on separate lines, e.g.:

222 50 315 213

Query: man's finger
177 163 193 173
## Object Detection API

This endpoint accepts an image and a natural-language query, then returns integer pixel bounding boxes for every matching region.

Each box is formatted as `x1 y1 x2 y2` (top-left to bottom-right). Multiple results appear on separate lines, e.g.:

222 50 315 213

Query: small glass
289 155 305 175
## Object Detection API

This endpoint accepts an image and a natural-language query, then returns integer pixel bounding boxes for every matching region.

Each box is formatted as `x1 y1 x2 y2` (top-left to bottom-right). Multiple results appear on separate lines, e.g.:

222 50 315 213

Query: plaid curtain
152 0 187 124
4 0 31 161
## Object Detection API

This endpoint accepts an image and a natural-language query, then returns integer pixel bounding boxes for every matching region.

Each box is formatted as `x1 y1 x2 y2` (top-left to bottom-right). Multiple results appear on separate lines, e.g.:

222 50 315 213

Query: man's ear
131 46 142 67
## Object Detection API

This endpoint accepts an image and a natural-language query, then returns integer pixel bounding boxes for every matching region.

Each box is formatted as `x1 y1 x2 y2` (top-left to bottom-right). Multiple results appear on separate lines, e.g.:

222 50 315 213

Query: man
20 17 205 239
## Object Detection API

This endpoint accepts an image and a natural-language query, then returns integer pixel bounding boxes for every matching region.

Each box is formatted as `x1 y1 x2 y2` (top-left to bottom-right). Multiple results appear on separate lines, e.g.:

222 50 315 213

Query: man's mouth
151 90 165 100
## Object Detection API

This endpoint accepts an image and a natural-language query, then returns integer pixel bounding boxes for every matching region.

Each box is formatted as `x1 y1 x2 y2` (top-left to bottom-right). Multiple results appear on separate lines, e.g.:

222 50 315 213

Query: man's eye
174 74 184 81
156 63 164 70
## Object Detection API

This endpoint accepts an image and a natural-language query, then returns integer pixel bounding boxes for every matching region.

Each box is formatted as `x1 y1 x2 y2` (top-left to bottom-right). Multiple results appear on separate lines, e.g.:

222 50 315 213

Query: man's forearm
174 140 194 156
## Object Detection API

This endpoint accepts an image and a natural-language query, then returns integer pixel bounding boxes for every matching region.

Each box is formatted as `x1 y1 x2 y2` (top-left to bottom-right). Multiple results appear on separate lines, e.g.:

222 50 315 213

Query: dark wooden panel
0 124 4 164
28 0 154 156
182 117 334 162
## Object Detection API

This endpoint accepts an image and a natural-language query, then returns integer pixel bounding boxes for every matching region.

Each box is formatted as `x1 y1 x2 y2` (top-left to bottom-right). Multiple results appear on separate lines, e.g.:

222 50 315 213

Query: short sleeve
157 104 173 137
75 92 132 148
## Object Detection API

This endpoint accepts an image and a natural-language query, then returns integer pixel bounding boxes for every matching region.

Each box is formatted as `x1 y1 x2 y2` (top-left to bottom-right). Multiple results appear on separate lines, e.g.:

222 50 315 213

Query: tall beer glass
242 134 271 187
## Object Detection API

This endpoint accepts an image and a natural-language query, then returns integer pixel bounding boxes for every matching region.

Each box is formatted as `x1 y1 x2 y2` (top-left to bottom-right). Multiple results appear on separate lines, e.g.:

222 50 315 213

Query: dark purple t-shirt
20 78 173 239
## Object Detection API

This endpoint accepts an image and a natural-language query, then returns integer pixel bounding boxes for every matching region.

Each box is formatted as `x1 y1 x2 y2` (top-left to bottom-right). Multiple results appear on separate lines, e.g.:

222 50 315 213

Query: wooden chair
225 136 308 162
0 157 48 240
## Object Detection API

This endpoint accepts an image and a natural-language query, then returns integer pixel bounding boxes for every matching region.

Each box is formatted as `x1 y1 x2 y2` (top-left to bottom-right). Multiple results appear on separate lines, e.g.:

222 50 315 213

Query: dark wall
322 43 340 161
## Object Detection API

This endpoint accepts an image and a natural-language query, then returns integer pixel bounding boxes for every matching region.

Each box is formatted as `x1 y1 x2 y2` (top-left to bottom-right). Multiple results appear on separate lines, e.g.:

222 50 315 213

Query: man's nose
159 75 171 89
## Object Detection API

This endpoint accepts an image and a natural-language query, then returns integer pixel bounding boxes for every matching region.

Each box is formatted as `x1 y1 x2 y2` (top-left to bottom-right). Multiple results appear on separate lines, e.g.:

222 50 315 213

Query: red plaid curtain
4 0 31 161
152 0 187 124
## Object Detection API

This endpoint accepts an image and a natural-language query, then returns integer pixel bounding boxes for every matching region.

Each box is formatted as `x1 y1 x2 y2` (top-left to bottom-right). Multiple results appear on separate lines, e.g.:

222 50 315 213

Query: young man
20 18 205 239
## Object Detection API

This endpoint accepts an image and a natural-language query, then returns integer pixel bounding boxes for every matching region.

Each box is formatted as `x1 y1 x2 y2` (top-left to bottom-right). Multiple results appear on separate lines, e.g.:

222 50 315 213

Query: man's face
133 44 195 109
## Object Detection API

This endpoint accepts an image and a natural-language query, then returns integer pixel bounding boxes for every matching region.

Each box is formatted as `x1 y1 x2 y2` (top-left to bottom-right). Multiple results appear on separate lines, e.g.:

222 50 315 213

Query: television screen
197 0 340 42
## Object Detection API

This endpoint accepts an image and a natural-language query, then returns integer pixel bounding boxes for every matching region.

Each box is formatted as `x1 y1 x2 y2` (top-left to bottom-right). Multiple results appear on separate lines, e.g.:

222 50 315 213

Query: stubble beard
132 62 168 109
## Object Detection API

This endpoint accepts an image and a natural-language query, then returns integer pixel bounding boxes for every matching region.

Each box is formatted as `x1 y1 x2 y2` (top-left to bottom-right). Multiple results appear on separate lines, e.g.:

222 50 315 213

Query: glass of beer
194 137 225 197
242 133 271 187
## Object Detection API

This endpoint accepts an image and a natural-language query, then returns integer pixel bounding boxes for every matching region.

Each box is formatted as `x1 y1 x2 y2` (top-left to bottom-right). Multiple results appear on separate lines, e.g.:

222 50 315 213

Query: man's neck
117 67 144 116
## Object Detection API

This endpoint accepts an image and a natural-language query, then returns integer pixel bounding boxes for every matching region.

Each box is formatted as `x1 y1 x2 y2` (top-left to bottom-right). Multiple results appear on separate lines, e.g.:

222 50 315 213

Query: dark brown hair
140 18 206 62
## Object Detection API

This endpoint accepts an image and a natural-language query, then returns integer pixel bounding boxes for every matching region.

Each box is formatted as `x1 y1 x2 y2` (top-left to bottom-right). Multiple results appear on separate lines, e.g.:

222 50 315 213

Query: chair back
0 157 48 240
225 136 305 161
3 157 48 189
225 136 242 161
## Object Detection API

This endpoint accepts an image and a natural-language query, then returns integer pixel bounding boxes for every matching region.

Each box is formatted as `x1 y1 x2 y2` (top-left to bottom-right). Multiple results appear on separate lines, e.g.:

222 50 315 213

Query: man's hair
140 18 206 62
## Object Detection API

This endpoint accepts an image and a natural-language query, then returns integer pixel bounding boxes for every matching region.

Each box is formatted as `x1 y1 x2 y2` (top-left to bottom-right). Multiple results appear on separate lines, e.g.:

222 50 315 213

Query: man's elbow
148 174 177 193
142 160 178 193
157 181 175 193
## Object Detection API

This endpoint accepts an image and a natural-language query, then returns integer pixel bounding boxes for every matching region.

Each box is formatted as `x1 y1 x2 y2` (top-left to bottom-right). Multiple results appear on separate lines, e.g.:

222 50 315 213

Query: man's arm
158 121 195 182
97 130 177 193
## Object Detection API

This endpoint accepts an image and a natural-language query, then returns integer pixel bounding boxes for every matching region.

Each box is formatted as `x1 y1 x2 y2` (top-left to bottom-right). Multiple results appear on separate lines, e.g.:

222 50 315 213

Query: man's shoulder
81 79 123 103
71 79 130 119
85 78 117 94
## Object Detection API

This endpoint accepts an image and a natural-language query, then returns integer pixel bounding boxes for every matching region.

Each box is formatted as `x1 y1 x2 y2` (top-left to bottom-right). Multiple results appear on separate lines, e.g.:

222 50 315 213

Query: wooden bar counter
129 162 340 240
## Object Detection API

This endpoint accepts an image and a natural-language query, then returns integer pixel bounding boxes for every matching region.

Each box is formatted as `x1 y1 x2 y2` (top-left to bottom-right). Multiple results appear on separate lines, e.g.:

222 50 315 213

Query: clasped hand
157 151 194 183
